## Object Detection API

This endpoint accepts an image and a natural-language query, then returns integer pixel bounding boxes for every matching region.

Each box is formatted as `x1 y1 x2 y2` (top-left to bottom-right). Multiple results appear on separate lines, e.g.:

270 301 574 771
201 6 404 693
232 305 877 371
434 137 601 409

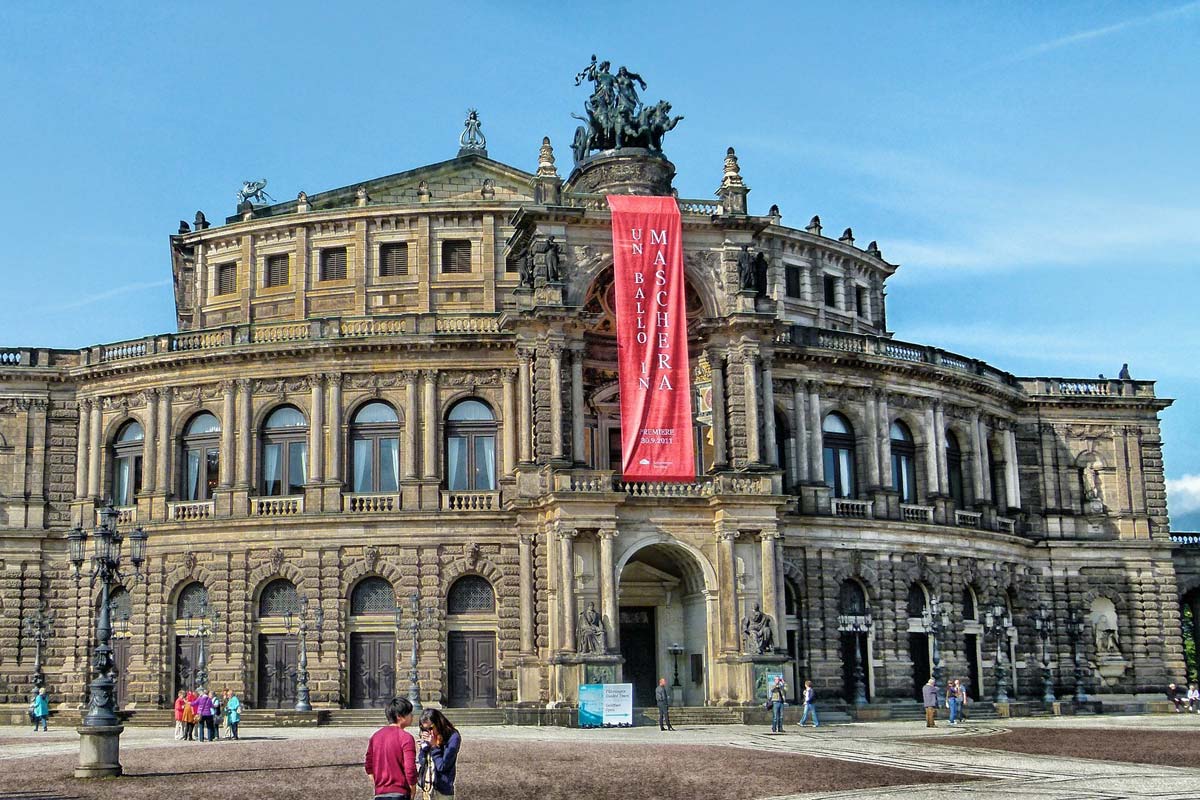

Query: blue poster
579 683 604 727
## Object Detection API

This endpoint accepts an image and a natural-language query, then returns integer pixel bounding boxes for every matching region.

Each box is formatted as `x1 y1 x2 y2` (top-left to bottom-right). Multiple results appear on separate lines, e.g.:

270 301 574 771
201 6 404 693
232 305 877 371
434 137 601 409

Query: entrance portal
349 633 396 708
446 631 496 707
257 634 298 708
619 607 657 706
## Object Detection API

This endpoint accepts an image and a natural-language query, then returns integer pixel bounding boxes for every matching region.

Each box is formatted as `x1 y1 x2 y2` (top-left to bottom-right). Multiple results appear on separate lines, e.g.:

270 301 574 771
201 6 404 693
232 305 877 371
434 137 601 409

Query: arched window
907 583 929 618
182 412 220 501
111 421 145 506
890 420 917 503
351 577 397 615
838 580 868 616
946 430 965 508
444 400 496 491
447 575 495 614
962 586 978 621
261 406 307 496
177 582 209 619
822 413 856 498
350 402 400 494
258 578 301 617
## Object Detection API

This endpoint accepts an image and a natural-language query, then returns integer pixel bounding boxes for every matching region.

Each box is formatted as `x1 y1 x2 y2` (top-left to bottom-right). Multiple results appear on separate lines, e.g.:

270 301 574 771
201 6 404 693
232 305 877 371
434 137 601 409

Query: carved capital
500 367 518 383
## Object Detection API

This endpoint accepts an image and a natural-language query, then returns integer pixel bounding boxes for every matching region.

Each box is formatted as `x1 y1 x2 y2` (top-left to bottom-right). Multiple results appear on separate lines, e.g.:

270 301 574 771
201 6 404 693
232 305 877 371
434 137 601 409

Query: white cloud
1168 474 1200 516
1008 2 1200 63
41 280 171 313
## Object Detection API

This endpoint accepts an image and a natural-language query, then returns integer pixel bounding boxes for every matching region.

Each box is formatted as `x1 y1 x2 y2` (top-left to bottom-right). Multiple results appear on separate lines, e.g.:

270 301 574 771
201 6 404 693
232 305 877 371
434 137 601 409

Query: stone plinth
75 724 123 778
565 149 675 196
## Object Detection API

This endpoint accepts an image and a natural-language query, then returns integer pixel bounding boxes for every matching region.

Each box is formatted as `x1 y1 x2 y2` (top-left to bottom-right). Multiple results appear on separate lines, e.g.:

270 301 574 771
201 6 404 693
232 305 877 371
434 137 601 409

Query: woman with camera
416 708 462 799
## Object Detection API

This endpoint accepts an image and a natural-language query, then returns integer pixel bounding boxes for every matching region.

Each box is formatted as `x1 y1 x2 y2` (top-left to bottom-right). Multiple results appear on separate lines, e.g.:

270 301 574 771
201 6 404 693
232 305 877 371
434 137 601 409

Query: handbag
418 749 437 800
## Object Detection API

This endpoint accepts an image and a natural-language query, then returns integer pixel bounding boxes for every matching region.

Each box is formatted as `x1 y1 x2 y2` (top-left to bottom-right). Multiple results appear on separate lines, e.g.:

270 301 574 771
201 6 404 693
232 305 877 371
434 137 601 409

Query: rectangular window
287 441 308 495
265 254 290 287
353 439 374 493
379 438 399 492
856 286 868 317
379 242 409 277
823 275 837 308
785 266 801 298
446 436 469 490
215 263 237 296
474 435 496 490
441 240 472 274
262 443 282 496
206 447 220 497
185 450 201 501
320 247 347 281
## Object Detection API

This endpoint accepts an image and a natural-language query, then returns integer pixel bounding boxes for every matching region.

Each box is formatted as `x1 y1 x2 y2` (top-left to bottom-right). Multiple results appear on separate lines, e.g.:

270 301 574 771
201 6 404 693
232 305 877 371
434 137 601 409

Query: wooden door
350 633 396 708
909 632 931 701
257 634 298 709
112 638 131 710
174 637 202 696
619 607 657 707
446 631 496 708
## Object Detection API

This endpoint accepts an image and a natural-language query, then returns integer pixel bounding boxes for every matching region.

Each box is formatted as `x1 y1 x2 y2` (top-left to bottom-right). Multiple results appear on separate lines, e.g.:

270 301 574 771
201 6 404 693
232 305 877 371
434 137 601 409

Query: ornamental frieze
439 371 500 388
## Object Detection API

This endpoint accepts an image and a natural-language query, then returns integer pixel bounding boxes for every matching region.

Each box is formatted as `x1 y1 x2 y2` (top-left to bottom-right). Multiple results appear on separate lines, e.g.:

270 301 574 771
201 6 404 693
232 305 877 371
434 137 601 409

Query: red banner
607 195 695 481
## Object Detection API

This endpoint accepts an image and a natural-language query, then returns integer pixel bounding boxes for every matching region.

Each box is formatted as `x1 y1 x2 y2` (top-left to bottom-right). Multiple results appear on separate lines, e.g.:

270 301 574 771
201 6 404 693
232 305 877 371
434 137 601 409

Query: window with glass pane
822 413 856 498
889 420 917 503
265 253 289 287
182 412 220 500
823 275 837 307
216 263 237 295
946 431 965 508
444 399 496 490
111 421 144 506
441 240 472 274
785 266 801 298
350 402 400 493
261 406 307 496
320 247 348 281
379 242 408 277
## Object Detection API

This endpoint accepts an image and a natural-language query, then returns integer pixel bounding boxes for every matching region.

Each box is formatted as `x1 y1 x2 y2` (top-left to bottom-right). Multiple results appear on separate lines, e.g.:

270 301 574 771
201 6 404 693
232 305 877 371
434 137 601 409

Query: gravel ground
0 734 968 800
920 726 1200 769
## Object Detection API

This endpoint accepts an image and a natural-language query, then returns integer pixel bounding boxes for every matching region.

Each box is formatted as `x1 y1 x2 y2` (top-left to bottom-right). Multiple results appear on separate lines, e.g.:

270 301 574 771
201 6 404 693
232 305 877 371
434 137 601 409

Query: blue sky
1 1 1197 526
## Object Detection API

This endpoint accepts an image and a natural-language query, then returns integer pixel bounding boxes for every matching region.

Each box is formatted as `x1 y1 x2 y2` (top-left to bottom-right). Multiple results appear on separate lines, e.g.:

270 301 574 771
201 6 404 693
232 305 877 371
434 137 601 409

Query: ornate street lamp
396 591 436 712
1033 605 1056 704
67 503 148 778
1067 608 1089 704
982 600 1012 703
667 643 685 688
837 612 872 706
922 594 951 705
182 599 220 692
21 601 53 700
285 595 323 712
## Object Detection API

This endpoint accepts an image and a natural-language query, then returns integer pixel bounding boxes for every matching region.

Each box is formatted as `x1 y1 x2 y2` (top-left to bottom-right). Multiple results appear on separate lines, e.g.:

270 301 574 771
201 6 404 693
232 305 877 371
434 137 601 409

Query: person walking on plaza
195 688 213 742
225 689 242 740
417 708 461 800
173 690 187 739
922 678 939 728
182 691 198 741
768 676 787 733
946 679 961 725
798 680 819 728
30 688 49 732
209 689 222 741
366 697 418 800
955 680 969 722
655 677 675 731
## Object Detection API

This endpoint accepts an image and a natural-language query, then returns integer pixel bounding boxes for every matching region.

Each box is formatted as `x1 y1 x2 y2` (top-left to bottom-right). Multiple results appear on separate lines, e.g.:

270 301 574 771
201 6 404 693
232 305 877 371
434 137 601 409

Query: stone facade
0 135 1191 712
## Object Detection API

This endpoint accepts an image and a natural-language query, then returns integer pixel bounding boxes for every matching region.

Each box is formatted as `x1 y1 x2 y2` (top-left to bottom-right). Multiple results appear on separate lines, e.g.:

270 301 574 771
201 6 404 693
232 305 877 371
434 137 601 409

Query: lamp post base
75 725 123 778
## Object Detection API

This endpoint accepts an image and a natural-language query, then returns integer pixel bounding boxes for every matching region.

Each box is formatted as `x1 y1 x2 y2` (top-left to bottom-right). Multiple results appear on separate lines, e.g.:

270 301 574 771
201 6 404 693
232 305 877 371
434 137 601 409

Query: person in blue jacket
31 688 50 732
417 708 461 799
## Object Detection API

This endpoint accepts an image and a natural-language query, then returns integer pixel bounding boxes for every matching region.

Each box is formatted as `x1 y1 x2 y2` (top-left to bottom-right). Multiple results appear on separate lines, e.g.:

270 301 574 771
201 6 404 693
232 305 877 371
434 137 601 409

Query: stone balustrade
562 192 722 216
96 506 137 526
168 501 214 521
833 498 873 519
954 509 983 528
441 491 500 511
255 497 303 517
996 516 1017 534
344 493 402 513
900 504 935 524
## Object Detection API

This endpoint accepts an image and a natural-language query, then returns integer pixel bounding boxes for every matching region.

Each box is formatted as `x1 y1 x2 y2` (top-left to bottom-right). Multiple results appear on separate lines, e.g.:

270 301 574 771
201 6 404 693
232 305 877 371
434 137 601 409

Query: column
403 371 419 480
969 410 986 503
923 405 940 495
718 531 740 653
326 374 342 484
421 370 438 479
708 348 728 467
760 354 777 466
88 399 102 498
877 391 892 489
155 387 171 496
760 532 780 635
806 382 823 481
75 399 90 499
501 368 517 475
742 345 761 464
599 529 618 652
864 389 880 488
548 344 564 460
559 530 577 652
934 402 948 493
570 346 586 464
1005 425 1021 510
236 379 252 488
219 382 235 489
518 534 535 655
308 376 325 484
791 381 809 483
142 390 158 495
518 347 533 463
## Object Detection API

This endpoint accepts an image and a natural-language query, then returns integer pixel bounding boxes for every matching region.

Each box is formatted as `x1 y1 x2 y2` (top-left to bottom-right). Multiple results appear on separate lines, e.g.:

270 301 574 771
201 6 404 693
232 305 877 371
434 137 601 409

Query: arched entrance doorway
907 583 931 701
445 575 498 708
255 578 301 708
347 577 397 709
616 541 712 707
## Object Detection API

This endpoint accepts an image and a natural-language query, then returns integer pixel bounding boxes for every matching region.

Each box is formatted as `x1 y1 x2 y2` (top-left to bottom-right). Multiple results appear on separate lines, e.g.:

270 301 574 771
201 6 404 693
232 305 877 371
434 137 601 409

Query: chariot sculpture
571 55 683 164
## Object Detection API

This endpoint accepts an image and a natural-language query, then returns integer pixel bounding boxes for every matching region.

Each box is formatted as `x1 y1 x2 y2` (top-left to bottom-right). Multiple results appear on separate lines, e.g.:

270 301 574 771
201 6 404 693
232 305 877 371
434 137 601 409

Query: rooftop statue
571 55 683 164
458 108 488 157
236 179 274 206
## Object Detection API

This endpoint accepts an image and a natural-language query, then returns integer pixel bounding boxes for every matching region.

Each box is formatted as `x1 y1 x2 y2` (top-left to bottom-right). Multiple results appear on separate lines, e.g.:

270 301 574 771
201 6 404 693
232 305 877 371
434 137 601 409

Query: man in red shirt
365 697 418 800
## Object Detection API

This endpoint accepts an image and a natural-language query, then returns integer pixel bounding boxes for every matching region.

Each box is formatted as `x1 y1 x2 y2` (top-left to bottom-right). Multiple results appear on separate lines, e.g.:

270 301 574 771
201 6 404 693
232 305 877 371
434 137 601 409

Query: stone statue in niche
576 602 606 654
742 602 775 654
544 235 563 283
518 251 534 288
737 244 757 292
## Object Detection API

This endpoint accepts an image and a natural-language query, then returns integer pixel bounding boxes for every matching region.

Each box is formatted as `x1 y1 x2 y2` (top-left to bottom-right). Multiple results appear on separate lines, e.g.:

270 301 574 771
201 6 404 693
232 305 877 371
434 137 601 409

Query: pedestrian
655 677 675 731
946 679 961 725
798 680 819 727
173 690 187 740
1188 683 1200 712
30 688 50 732
922 678 938 728
365 697 418 800
225 690 242 740
182 691 198 741
195 688 213 741
209 690 222 741
768 676 787 733
417 708 461 800
956 680 969 722
1167 682 1184 712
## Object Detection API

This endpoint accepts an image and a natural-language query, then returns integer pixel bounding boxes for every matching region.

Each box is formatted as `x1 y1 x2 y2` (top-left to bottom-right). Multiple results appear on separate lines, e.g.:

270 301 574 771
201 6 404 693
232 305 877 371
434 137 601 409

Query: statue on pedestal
743 603 775 654
577 602 606 655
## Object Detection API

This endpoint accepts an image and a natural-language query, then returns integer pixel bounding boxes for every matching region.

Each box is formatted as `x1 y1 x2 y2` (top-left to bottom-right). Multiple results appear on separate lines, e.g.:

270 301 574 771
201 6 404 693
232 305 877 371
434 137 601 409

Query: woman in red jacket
173 690 186 740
